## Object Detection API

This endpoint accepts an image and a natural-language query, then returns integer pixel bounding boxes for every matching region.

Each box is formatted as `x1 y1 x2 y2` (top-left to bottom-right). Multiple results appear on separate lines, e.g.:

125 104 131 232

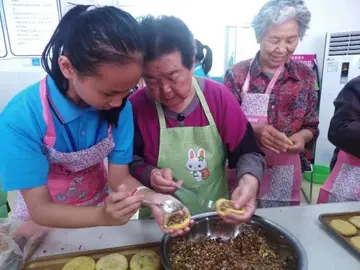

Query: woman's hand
253 124 291 153
149 193 193 237
221 174 258 224
101 185 144 226
287 133 306 154
150 168 179 194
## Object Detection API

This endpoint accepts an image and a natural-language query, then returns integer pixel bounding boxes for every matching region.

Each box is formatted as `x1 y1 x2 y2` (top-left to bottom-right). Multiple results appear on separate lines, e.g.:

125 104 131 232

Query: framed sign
0 14 7 58
2 0 61 56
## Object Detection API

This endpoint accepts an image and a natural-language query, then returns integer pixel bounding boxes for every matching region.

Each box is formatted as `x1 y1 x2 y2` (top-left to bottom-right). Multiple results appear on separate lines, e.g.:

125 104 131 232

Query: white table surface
32 202 360 270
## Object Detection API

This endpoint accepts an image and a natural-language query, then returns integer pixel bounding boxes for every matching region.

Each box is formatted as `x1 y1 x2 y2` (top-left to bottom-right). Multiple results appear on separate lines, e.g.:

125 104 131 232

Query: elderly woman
130 15 265 222
224 0 319 208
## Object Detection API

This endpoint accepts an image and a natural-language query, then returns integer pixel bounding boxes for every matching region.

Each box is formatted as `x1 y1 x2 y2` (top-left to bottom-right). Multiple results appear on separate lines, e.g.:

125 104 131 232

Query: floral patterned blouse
223 52 319 170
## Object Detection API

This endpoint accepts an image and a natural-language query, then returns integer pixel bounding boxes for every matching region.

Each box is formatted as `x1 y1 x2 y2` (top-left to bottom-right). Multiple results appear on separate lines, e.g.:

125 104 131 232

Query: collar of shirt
46 76 95 124
251 51 301 81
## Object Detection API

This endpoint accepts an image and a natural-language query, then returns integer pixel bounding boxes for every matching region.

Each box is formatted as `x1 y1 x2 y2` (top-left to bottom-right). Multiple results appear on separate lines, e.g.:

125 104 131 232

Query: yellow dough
350 236 360 250
130 250 161 270
330 219 357 236
349 216 360 229
96 253 128 270
62 256 96 270
163 212 191 230
215 199 245 216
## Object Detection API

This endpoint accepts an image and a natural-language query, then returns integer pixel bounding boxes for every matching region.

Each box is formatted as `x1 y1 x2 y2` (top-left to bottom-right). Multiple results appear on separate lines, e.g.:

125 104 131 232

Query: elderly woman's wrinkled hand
287 133 306 154
150 168 178 194
221 174 258 225
254 124 290 154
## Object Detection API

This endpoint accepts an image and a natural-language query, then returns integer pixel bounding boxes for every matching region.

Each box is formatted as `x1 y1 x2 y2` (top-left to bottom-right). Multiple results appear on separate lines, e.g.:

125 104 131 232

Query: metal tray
319 211 360 257
23 242 161 270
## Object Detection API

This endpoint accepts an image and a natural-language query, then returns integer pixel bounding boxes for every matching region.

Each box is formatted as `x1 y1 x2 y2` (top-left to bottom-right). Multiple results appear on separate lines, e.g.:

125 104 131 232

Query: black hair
41 5 142 126
195 39 213 75
139 15 195 70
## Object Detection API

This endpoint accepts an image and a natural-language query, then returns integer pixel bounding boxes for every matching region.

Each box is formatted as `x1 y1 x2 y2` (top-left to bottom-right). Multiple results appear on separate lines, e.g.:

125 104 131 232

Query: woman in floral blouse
224 0 319 208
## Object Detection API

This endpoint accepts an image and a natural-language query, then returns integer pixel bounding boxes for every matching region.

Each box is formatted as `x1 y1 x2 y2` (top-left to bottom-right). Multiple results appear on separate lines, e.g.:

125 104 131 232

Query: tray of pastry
23 242 163 270
319 211 360 256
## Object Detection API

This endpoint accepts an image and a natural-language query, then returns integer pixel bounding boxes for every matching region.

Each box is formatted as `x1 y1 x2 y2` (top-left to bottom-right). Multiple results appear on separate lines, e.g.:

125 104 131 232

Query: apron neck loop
242 58 284 95
192 76 215 125
155 76 216 129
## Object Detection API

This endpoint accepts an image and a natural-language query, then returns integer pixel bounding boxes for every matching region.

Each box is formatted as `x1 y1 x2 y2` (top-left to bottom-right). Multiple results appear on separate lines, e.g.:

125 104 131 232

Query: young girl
193 39 213 78
0 5 189 236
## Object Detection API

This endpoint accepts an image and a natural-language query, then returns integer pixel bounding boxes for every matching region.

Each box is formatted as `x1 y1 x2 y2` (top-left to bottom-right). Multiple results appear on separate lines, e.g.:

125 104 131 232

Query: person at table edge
318 75 360 203
223 0 319 207
129 15 266 221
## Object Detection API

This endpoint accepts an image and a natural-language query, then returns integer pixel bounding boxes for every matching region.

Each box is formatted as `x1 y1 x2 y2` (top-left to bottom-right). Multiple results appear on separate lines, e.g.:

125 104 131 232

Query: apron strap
242 58 284 95
40 77 56 147
192 76 215 125
155 102 167 129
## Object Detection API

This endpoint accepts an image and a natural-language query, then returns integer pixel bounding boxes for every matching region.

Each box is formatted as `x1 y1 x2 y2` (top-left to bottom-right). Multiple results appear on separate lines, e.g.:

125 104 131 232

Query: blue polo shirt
193 63 209 78
0 76 134 191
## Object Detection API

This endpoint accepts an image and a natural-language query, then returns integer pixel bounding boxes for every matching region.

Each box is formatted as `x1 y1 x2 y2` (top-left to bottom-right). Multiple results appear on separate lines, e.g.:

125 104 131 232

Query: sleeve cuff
141 165 157 187
236 153 266 183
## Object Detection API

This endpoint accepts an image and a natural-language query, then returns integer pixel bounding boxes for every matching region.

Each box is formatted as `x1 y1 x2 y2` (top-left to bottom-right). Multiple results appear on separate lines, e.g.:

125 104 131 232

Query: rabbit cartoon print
186 148 210 182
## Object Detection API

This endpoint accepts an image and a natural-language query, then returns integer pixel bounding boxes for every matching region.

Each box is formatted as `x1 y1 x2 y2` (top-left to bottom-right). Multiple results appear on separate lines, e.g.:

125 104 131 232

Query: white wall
1 0 360 113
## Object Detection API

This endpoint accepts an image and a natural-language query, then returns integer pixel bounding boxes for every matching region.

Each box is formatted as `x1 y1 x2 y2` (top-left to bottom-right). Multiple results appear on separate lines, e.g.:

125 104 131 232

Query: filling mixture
170 225 296 270
219 201 236 212
167 212 188 227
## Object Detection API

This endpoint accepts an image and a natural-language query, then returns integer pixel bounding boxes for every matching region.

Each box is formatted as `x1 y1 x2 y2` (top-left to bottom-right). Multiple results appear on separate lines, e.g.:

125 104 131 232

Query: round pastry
96 253 128 270
350 236 360 250
62 256 95 270
349 216 360 229
163 211 191 230
130 250 160 270
330 219 357 236
215 199 245 216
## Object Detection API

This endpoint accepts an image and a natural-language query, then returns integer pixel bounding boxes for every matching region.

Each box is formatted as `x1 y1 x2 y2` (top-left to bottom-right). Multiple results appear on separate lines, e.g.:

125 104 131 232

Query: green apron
139 77 228 218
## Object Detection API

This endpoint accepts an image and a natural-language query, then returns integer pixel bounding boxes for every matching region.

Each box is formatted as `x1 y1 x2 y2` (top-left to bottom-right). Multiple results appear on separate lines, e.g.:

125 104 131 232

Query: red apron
229 59 302 208
318 150 360 203
12 77 114 220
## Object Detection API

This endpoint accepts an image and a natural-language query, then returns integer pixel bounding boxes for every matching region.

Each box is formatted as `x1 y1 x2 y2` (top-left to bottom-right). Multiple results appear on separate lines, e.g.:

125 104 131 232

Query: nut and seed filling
167 212 188 226
220 201 235 211
169 225 296 270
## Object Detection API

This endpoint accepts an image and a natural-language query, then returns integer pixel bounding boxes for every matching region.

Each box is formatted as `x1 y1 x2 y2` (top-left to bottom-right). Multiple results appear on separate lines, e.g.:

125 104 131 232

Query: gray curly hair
252 0 311 43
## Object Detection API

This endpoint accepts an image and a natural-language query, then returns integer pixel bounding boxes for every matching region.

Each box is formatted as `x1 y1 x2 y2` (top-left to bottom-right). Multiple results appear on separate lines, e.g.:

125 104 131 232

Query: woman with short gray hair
224 0 319 208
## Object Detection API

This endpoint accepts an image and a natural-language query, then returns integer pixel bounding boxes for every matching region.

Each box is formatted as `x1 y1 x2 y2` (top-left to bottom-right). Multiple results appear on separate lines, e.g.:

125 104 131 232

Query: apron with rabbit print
12 77 113 220
139 77 228 218
318 150 360 203
241 59 302 208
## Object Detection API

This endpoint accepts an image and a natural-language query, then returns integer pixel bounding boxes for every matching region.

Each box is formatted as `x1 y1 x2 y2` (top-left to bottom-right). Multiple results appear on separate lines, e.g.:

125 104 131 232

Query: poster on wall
0 14 7 58
2 0 61 56
291 54 316 69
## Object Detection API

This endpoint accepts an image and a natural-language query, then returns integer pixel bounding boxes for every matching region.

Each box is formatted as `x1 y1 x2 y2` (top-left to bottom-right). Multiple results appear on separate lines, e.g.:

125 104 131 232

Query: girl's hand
149 194 194 237
101 184 143 226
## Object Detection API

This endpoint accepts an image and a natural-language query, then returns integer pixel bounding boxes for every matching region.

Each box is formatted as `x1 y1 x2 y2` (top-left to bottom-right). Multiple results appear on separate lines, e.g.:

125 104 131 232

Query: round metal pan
160 212 307 270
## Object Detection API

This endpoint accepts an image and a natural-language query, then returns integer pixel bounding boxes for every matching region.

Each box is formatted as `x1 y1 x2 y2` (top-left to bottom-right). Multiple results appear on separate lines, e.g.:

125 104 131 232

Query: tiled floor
6 179 321 220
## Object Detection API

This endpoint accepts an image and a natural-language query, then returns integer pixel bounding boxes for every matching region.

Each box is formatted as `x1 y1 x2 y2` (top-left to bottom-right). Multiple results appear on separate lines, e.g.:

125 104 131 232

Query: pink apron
237 60 302 208
12 77 114 220
318 150 360 203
